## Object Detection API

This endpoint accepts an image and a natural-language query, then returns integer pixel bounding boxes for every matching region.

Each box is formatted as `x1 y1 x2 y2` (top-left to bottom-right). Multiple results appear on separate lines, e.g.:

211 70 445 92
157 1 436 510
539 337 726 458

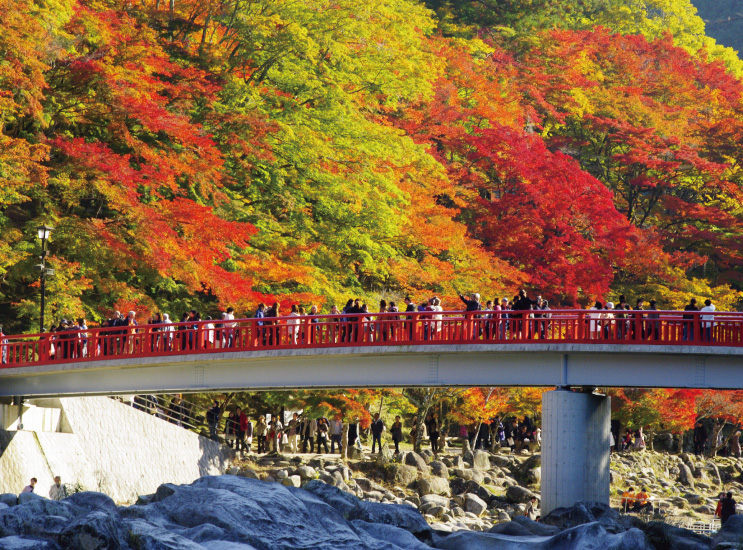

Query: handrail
0 309 738 369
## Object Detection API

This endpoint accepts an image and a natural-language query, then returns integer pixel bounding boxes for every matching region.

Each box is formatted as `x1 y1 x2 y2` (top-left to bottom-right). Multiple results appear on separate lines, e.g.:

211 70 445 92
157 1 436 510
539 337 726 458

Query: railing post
694 314 700 342
577 312 584 341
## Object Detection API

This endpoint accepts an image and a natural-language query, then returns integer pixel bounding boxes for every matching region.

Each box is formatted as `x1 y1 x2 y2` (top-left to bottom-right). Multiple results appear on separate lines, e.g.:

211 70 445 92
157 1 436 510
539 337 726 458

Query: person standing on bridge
404 296 417 340
683 298 699 341
0 325 7 365
701 299 716 342
254 303 266 346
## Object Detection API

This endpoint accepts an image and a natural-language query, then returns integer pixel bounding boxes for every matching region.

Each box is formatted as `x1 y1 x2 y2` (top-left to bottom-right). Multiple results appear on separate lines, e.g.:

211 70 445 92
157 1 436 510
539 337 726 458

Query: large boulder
63 492 118 514
504 486 538 505
541 502 623 533
509 516 560 536
58 511 124 550
712 515 743 549
430 461 449 478
464 494 488 516
0 537 60 549
304 478 432 540
679 464 696 488
351 521 433 550
385 465 419 487
303 479 362 517
472 451 490 471
0 498 80 538
449 479 492 505
418 477 451 497
0 497 16 508
352 502 432 540
644 521 711 550
434 522 653 550
405 452 430 473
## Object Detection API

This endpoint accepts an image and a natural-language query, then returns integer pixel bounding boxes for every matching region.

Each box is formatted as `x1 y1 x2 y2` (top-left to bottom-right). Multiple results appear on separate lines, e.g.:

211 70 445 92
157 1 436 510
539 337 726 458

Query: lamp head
37 225 54 240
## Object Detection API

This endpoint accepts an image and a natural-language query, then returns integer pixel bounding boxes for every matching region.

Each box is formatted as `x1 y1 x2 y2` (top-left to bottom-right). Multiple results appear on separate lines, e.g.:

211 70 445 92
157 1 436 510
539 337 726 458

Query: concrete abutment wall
0 396 233 502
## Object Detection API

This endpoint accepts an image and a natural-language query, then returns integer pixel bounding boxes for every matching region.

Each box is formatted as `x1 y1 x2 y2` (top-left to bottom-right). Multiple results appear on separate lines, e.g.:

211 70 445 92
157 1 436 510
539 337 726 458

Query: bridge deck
1 310 742 395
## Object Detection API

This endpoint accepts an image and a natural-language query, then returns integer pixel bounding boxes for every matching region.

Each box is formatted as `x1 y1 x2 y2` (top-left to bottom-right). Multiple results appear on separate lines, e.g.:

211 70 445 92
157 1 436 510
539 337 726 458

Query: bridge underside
1 343 742 397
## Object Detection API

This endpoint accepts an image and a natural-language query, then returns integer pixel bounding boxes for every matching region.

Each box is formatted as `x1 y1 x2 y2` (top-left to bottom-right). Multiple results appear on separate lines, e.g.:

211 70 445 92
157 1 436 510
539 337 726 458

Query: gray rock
0 498 79 538
420 494 450 508
435 522 653 550
304 478 432 540
462 450 475 466
0 537 60 550
405 452 430 473
418 477 451 497
237 468 260 480
542 502 622 532
297 466 317 480
427 506 448 519
449 479 492 504
126 519 208 550
281 476 301 488
504 485 538 505
0 497 16 509
645 521 711 550
354 478 386 494
63 492 117 514
351 520 432 550
490 455 513 468
509 516 560 536
473 451 490 471
464 494 488 516
13 495 41 507
353 501 432 540
385 465 419 487
712 515 743 549
430 461 449 478
679 464 696 488
420 450 435 464
58 511 123 550
487 521 534 537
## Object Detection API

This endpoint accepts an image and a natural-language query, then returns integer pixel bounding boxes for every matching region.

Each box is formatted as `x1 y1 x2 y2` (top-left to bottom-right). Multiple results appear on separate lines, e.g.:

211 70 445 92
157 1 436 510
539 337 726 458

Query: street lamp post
36 225 54 333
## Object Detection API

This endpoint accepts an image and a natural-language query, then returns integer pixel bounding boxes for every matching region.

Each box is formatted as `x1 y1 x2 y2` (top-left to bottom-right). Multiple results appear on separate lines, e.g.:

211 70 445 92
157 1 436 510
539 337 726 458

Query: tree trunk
341 423 349 461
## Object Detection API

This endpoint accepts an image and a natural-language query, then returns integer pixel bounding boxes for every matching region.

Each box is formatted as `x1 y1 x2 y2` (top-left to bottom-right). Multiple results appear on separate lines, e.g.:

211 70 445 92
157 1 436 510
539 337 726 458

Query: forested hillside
692 0 743 53
3 0 743 332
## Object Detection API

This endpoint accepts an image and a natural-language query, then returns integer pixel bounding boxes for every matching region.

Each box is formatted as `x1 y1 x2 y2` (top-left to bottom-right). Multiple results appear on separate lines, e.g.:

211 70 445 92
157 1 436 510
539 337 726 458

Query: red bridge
2 309 740 517
0 309 741 397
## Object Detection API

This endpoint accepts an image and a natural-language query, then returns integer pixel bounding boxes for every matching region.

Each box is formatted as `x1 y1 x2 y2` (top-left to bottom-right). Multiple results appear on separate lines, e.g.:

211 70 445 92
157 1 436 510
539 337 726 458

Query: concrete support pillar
541 388 611 515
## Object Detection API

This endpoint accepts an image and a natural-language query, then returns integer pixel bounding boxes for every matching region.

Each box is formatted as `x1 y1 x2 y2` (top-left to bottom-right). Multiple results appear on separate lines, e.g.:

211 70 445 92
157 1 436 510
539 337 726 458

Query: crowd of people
0 290 724 364
198 402 542 460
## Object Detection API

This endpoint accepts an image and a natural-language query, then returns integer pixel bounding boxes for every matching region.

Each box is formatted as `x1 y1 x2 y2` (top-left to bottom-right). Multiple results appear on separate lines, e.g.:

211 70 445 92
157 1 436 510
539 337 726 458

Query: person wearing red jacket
236 407 248 453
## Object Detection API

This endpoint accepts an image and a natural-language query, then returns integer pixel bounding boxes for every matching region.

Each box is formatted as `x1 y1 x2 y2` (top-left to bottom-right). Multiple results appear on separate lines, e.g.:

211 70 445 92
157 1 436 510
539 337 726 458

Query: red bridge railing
0 309 738 368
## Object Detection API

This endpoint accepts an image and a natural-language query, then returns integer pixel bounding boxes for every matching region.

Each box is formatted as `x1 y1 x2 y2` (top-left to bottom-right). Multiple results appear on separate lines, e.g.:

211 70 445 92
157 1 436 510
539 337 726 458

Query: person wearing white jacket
700 299 716 342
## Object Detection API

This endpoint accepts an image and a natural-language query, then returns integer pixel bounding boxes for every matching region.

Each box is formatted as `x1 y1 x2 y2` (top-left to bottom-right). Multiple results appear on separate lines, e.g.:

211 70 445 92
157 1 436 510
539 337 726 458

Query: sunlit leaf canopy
2 0 743 332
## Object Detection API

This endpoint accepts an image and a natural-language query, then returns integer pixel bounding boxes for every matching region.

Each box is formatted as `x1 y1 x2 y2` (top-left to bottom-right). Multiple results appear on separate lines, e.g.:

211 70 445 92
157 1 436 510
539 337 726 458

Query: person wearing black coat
721 492 737 524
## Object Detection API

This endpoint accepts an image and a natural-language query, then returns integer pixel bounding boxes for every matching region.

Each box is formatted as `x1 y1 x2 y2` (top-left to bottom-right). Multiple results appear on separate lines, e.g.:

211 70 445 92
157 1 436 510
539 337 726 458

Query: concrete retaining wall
0 396 233 503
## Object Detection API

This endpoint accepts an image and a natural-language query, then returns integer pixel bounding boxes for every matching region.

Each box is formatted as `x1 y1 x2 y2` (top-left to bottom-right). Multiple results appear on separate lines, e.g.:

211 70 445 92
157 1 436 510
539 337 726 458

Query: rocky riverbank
231 445 743 531
2 445 743 549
